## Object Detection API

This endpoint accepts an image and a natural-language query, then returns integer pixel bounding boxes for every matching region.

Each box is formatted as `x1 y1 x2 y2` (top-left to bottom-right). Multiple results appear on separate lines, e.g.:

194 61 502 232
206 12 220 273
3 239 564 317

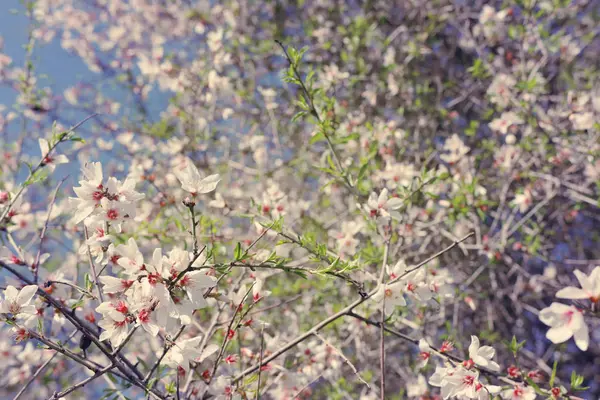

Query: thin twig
232 232 473 383
13 329 78 400
34 178 66 282
1 261 154 395
47 280 96 299
255 323 266 400
378 229 391 400
210 282 256 382
345 311 586 399
49 364 114 399
84 226 104 303
0 113 97 223
313 332 371 391
290 374 322 400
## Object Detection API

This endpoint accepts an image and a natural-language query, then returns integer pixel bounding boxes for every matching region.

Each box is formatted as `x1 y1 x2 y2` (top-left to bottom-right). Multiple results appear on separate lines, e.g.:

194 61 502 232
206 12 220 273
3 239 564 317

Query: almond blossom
429 365 501 400
418 338 432 368
489 111 523 135
175 161 220 195
96 300 133 346
539 302 588 351
0 285 38 318
467 335 500 371
513 188 532 213
372 282 406 315
556 266 600 303
361 188 403 220
70 162 143 226
163 336 218 372
501 384 537 400
0 0 598 397
487 73 516 108
38 138 68 173
440 134 469 165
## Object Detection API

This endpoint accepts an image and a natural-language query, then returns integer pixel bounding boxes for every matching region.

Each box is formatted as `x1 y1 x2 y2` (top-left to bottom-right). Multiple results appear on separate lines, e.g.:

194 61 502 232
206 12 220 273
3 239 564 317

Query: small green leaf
234 242 243 260
85 273 93 292
310 131 325 144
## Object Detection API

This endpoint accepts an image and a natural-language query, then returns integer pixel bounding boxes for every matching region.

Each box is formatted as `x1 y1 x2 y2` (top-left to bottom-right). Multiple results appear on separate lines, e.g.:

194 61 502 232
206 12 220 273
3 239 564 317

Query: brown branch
232 232 474 383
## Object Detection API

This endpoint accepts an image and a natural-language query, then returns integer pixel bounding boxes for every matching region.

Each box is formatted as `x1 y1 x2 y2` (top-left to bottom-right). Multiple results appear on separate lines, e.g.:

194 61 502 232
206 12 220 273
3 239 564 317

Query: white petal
477 346 495 359
4 285 19 301
196 174 221 194
573 322 589 351
386 197 403 210
378 188 389 204
16 285 38 306
556 286 588 300
546 326 573 344
199 344 219 362
468 335 480 358
38 138 50 155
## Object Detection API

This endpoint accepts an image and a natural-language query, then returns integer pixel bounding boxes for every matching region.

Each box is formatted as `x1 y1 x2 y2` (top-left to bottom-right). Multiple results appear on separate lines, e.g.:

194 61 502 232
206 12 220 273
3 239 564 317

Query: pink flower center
440 341 454 353
115 301 128 314
10 255 25 265
106 209 119 220
179 275 190 287
462 375 475 386
147 273 160 285
138 309 150 323
9 302 21 314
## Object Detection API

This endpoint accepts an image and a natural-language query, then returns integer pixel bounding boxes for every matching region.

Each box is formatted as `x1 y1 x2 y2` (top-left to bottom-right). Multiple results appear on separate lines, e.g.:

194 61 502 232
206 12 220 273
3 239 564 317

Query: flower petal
546 326 573 344
556 286 588 300
573 322 589 351
16 285 38 306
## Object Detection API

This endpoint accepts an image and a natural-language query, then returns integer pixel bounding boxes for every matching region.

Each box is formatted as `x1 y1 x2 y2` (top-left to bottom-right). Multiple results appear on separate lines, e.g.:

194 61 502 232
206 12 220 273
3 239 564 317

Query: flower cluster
96 239 216 347
70 162 144 231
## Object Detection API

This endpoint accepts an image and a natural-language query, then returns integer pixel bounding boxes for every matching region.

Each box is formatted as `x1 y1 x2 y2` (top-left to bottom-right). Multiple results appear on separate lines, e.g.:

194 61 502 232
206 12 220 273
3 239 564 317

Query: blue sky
1 1 94 108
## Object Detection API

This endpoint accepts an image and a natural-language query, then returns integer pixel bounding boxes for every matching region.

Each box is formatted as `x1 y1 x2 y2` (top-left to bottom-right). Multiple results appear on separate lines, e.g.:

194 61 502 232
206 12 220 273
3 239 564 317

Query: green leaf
71 299 84 310
570 371 589 391
357 161 369 182
292 111 307 122
85 273 93 292
234 242 243 261
165 381 176 394
326 153 337 171
69 136 86 143
146 378 157 390
310 131 325 145
291 270 308 279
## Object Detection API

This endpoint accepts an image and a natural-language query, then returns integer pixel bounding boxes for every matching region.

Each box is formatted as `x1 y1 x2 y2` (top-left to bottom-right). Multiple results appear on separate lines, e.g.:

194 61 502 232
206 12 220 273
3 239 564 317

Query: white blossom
539 302 588 351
